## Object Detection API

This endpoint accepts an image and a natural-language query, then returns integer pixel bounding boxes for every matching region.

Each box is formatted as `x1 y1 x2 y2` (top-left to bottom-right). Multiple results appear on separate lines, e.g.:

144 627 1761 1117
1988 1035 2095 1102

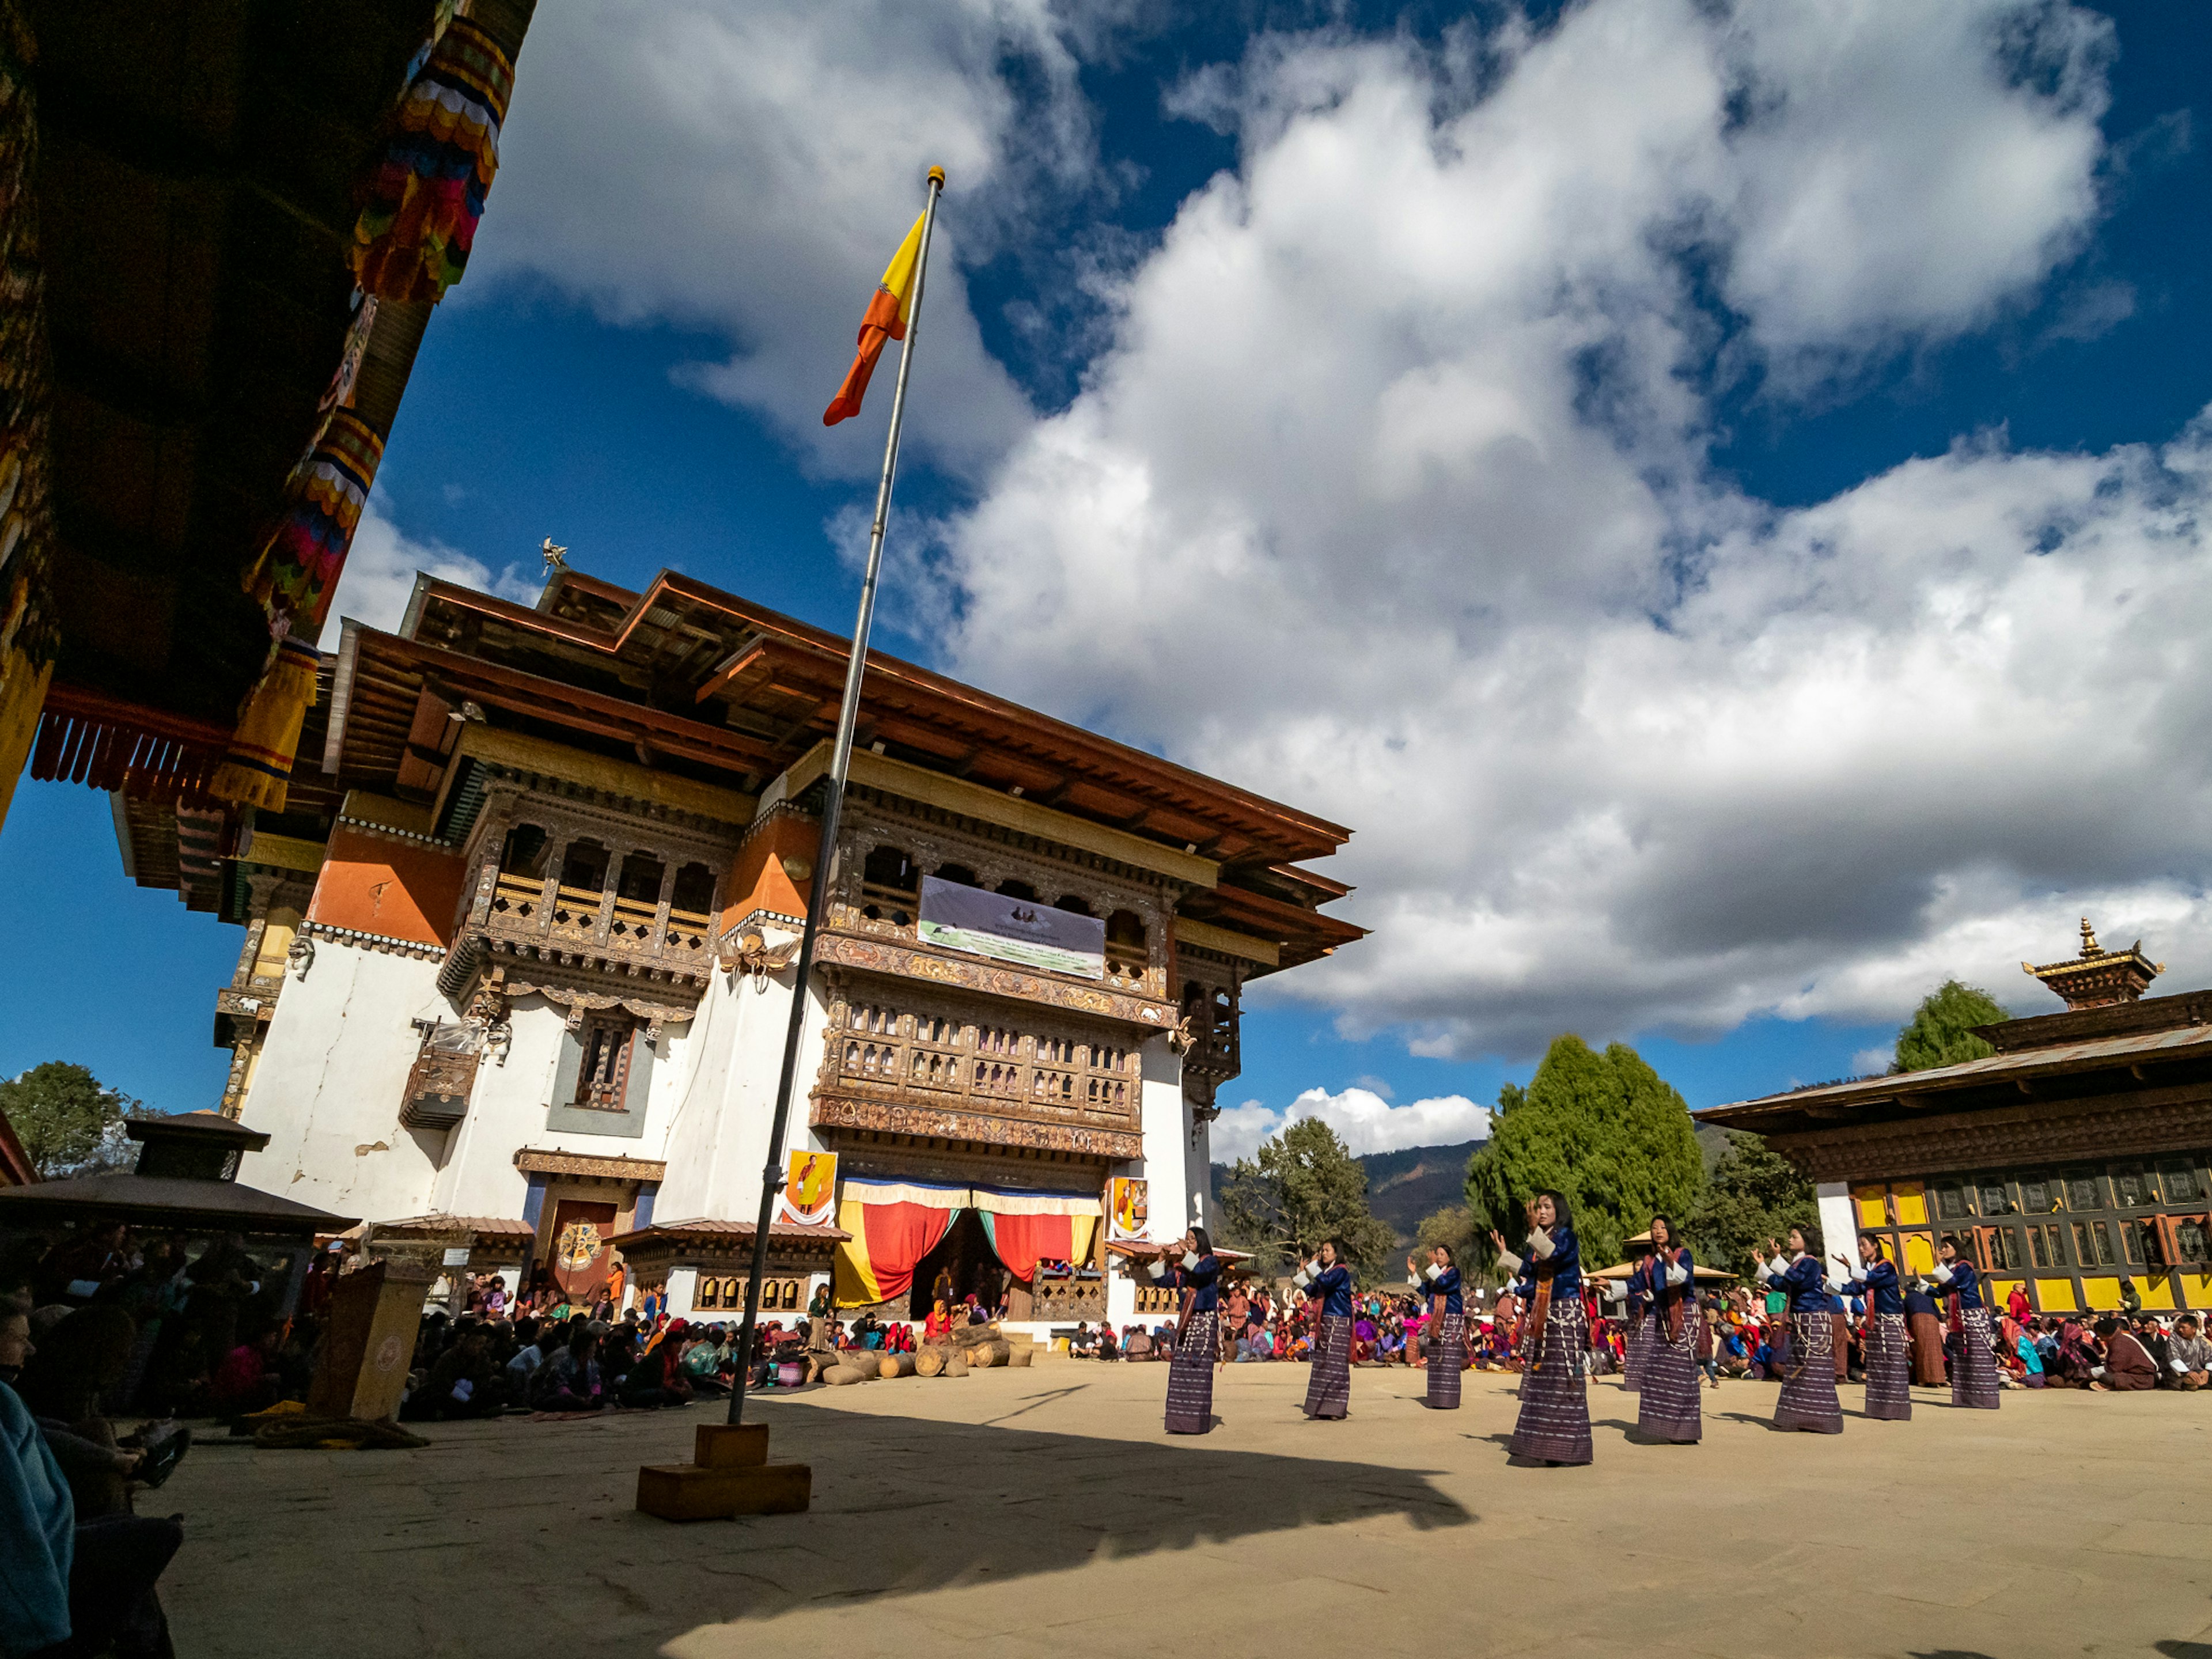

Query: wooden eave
404 573 1356 870
1701 1012 2212 1140
1180 875 1367 972
31 0 540 730
327 626 774 796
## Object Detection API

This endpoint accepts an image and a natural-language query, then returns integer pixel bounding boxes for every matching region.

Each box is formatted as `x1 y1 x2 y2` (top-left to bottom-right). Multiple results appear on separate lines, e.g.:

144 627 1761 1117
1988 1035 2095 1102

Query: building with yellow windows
1704 924 2212 1316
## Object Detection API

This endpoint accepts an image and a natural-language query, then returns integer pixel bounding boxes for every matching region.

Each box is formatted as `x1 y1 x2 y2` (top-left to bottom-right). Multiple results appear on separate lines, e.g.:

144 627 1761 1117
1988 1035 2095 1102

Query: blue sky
6 1 2209 1162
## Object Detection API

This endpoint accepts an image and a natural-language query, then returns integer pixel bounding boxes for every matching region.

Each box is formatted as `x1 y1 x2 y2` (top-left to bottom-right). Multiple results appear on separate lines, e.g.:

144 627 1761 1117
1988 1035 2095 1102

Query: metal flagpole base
636 1422 811 1521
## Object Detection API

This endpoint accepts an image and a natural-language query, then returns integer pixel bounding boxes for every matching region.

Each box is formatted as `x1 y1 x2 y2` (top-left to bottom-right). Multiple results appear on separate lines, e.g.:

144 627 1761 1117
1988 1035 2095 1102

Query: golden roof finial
2078 917 2100 957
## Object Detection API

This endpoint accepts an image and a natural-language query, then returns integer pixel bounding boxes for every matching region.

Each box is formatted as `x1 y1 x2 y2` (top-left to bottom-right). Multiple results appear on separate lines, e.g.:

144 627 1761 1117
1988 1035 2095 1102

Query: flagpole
727 165 946 1426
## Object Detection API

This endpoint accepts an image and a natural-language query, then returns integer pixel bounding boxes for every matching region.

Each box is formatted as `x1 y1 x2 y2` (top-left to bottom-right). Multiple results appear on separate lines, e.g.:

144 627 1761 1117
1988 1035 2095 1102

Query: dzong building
103 566 1363 1335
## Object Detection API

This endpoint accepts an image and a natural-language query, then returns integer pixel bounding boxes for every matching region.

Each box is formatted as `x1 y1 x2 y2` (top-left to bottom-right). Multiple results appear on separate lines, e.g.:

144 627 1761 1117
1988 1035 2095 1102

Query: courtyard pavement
160 1359 2212 1658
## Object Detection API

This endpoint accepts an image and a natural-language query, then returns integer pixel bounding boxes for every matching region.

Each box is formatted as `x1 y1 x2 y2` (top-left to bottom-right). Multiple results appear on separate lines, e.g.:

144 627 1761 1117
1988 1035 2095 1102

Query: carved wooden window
2162 1215 2210 1266
2161 1164 2204 1205
2026 1223 2066 1269
2112 1167 2159 1208
2067 1175 2104 1212
1977 1181 2013 1217
575 1016 636 1110
400 1021 484 1131
861 845 919 924
1105 909 1146 984
1936 1184 1971 1221
2071 1219 2116 1267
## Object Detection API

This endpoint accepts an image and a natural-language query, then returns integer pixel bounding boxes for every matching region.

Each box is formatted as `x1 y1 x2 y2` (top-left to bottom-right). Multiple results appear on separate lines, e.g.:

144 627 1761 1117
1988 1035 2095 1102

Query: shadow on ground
675 1398 1476 1623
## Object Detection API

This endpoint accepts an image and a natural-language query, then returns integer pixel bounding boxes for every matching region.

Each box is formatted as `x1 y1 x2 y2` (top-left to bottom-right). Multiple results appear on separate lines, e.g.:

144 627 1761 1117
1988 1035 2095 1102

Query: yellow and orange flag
823 210 928 426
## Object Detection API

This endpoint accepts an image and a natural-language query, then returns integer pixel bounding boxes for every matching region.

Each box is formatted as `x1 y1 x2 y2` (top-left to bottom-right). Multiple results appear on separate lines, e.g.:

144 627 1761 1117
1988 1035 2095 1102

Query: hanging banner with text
916 875 1105 979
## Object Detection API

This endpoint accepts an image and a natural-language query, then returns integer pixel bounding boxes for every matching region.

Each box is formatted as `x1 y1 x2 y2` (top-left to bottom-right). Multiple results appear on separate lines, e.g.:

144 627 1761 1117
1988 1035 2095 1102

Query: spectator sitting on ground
208 1323 286 1418
2094 1316 2157 1391
1123 1324 1150 1360
530 1327 603 1412
407 1324 507 1421
2168 1315 2209 1389
2 1301 185 1658
1096 1323 1120 1361
508 1323 561 1394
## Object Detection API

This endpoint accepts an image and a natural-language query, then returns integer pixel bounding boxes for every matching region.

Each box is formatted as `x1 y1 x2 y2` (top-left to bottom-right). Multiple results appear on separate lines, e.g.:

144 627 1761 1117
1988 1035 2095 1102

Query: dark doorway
908 1209 1006 1321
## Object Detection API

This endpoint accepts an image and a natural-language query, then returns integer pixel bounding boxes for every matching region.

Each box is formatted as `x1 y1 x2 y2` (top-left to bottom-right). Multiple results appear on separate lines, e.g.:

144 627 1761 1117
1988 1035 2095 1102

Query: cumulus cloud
1213 1086 1492 1163
936 0 2194 1062
473 0 1128 480
325 495 538 646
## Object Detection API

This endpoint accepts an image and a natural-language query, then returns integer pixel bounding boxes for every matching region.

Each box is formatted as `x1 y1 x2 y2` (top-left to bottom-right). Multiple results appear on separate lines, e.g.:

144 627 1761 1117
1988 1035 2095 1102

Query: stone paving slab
157 1361 2212 1658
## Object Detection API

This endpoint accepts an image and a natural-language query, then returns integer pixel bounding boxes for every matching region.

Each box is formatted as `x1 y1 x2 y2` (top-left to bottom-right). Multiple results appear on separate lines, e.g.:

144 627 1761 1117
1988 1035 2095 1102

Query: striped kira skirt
1303 1313 1352 1419
1774 1312 1844 1433
1425 1311 1465 1410
1949 1305 2002 1410
1636 1309 1702 1443
1509 1300 1593 1464
1863 1310 1912 1420
1165 1310 1217 1434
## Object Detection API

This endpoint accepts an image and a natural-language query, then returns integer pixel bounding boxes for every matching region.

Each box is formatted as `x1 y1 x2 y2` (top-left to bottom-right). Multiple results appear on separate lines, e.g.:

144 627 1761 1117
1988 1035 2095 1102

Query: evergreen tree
0 1062 144 1177
1892 980 2006 1072
1685 1130 1816 1275
1216 1117 1397 1278
1411 1203 1477 1266
1464 1035 1705 1271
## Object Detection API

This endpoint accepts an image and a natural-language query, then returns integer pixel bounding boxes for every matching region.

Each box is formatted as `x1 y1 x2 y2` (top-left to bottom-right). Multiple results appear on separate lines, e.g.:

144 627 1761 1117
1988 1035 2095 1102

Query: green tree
1411 1203 1477 1268
1685 1130 1816 1277
1892 979 2006 1073
1215 1117 1397 1279
1464 1035 1705 1272
0 1062 144 1177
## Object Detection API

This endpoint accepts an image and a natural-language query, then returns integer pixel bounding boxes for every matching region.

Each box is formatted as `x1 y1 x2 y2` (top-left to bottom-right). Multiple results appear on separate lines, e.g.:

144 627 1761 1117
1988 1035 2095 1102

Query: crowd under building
1705 922 2212 1317
104 566 1362 1337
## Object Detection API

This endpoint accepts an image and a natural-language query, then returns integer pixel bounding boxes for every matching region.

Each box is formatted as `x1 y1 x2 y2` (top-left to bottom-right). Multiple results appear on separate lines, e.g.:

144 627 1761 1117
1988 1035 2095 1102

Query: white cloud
325 495 538 646
1213 1086 1492 1162
934 1 2192 1063
472 0 1125 480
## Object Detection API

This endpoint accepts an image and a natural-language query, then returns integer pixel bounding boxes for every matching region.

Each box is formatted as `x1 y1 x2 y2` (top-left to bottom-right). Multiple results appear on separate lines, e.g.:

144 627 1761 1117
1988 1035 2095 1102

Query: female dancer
1751 1226 1844 1433
1294 1238 1354 1419
1624 1214 1700 1442
1149 1227 1222 1433
1928 1236 2001 1410
1835 1233 1910 1420
1408 1244 1465 1408
1491 1191 1591 1464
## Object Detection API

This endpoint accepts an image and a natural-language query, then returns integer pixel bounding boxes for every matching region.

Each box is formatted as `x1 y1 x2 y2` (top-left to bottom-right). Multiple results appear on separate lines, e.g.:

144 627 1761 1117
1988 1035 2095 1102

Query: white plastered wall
235 942 452 1221
1104 1033 1188 1324
1816 1181 1858 1269
652 946 835 1225
236 940 718 1226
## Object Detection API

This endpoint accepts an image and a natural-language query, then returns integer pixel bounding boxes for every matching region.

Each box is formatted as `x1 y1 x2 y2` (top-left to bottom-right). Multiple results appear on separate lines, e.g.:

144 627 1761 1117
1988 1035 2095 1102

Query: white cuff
1292 1271 1310 1291
2171 1361 2187 1374
1423 1264 1440 1283
1496 1251 1523 1276
1149 1262 1169 1282
1665 1265 1689 1287
1527 1229 1554 1259
1767 1255 1790 1278
1929 1264 1953 1285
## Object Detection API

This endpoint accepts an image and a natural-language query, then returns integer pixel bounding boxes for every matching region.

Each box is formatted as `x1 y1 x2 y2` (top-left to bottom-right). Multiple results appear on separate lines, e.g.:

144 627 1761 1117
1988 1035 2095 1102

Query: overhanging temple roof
32 0 536 735
1700 988 2212 1139
316 567 1365 972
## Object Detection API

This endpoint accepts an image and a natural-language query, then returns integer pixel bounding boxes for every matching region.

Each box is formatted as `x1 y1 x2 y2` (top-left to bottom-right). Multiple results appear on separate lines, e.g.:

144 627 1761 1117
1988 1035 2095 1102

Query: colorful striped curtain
831 1179 966 1308
972 1189 1101 1285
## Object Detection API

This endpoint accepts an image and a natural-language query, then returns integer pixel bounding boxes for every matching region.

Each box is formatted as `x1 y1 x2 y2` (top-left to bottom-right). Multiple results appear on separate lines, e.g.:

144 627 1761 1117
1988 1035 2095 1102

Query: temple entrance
907 1210 1006 1321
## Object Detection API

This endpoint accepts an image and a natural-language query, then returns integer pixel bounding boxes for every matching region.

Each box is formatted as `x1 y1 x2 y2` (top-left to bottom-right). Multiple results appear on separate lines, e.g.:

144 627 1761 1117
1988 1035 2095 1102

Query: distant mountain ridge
1210 1137 1487 1248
